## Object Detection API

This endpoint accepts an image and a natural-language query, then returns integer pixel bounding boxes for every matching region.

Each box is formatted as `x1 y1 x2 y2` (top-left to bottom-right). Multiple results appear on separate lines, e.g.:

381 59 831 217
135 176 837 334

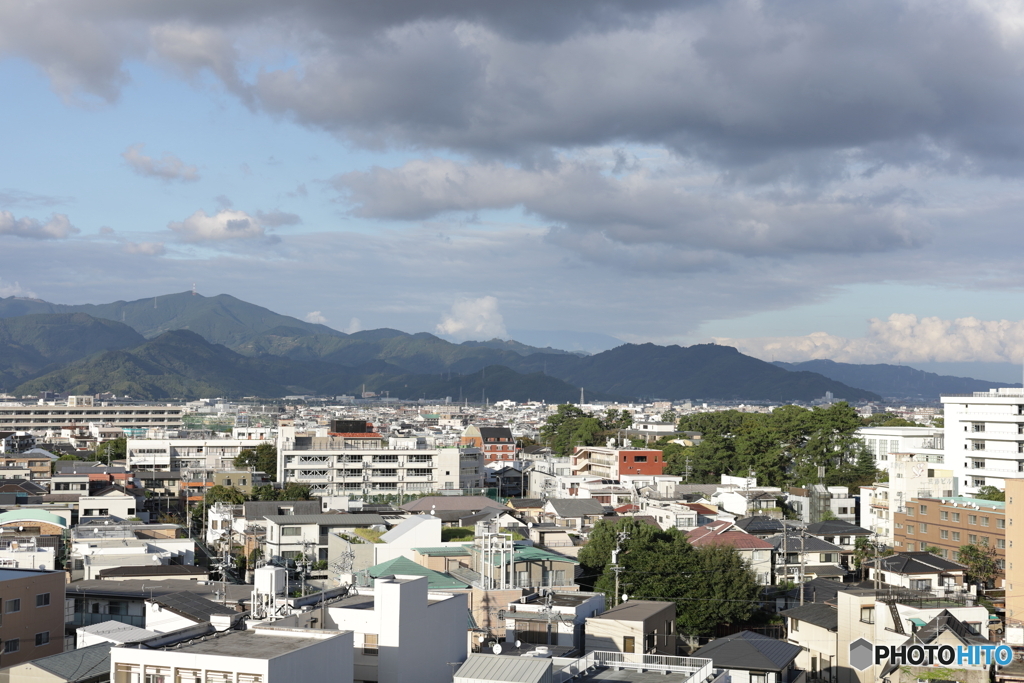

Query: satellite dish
621 594 629 602
527 522 533 528
515 640 522 648
492 643 502 655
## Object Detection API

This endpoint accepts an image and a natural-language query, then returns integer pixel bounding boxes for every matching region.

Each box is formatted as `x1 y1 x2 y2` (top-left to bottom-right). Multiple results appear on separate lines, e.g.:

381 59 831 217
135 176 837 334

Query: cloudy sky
3 0 1024 375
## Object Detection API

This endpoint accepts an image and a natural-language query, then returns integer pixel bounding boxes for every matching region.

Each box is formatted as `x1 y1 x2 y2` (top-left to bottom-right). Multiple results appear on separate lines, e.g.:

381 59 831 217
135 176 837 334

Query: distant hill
0 292 343 348
15 330 609 402
0 313 145 391
774 359 1021 399
501 343 881 402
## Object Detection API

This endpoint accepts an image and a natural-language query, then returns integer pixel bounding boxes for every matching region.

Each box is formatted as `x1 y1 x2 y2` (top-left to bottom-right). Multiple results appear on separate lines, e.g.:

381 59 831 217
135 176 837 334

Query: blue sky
3 0 1024 379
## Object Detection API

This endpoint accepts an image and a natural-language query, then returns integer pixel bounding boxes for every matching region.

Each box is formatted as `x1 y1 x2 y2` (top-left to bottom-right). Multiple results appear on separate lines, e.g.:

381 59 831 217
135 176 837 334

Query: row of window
908 505 1004 528
3 632 49 653
4 593 50 614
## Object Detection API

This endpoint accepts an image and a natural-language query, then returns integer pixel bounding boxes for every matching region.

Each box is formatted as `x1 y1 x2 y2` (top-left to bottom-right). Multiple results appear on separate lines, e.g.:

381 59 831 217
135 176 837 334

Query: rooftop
591 600 673 622
169 628 338 659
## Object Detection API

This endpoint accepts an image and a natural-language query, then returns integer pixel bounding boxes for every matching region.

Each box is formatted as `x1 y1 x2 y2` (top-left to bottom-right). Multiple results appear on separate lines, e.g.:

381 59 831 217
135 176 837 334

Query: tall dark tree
541 404 605 455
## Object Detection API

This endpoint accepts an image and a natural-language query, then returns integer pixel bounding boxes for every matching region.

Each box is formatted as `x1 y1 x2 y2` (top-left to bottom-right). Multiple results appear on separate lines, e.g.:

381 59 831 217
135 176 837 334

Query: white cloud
304 311 327 324
122 143 199 182
345 317 362 334
716 313 1024 364
0 279 36 298
168 209 265 242
123 241 166 256
436 296 508 340
0 211 78 239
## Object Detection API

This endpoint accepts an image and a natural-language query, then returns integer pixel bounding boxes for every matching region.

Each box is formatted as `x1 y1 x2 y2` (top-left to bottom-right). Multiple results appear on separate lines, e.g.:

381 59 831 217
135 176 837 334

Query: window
919 523 927 533
952 532 961 542
906 507 914 516
363 633 378 656
969 534 978 544
35 593 49 607
5 599 20 613
35 632 49 647
144 667 170 683
791 619 799 631
940 530 949 539
623 636 635 653
969 515 978 525
861 606 875 624
920 505 928 514
4 638 19 653
953 513 961 523
907 526 914 535
999 539 1006 549
281 526 301 537
633 456 647 463
981 517 989 527
751 675 767 683
998 519 1006 529
176 670 201 683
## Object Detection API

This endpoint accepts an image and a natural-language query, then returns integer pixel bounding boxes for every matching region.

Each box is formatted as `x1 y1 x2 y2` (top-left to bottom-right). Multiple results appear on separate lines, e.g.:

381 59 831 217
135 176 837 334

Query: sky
3 0 1024 377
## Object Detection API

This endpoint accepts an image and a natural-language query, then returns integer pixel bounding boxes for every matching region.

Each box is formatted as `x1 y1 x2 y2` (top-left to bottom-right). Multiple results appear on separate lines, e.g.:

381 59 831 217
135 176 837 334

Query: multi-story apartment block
941 388 1024 495
856 426 944 472
0 397 183 433
0 432 35 453
892 496 1006 585
571 446 666 479
126 437 272 471
460 425 517 462
0 568 65 668
1003 479 1024 631
859 453 954 546
277 421 484 499
0 449 57 481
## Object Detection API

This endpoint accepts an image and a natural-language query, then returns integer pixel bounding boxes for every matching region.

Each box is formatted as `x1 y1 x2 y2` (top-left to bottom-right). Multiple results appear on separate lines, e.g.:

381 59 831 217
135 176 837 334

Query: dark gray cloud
256 210 302 227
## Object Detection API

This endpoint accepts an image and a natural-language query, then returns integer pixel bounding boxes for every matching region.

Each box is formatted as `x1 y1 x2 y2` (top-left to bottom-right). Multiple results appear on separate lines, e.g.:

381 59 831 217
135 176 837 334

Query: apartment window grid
941 511 949 521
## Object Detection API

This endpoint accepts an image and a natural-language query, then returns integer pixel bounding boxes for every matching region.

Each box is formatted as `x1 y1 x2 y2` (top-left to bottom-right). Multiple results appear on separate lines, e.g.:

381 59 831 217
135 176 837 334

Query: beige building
584 600 676 655
0 399 182 433
1005 479 1024 631
0 569 66 668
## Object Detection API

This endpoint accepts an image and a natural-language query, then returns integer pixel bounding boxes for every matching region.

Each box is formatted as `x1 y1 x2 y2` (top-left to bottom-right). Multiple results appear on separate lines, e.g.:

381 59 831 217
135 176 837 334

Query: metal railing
554 651 713 683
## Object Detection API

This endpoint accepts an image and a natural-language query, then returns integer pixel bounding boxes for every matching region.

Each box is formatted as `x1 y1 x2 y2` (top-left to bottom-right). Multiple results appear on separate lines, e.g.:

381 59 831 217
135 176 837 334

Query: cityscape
4 1 1024 683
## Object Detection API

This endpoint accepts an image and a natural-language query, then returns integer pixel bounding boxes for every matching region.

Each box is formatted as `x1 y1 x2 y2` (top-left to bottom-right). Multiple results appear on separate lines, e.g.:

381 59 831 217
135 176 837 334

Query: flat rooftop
0 568 59 581
172 629 335 659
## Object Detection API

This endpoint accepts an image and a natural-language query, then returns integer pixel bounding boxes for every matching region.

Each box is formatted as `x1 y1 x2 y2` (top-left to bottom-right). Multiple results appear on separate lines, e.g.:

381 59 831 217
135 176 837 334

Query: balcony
555 652 714 683
70 612 145 628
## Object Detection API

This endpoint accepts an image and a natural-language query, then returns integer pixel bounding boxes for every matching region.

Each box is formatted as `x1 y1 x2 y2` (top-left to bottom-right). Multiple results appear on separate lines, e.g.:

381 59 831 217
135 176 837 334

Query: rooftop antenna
580 387 584 405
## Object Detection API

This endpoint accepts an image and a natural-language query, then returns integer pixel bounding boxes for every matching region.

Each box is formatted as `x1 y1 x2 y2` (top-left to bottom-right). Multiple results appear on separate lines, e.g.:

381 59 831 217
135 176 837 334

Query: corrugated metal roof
454 654 552 683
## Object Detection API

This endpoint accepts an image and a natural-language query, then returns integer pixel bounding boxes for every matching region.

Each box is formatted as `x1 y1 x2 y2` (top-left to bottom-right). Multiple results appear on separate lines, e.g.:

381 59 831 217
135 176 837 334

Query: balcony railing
555 652 713 683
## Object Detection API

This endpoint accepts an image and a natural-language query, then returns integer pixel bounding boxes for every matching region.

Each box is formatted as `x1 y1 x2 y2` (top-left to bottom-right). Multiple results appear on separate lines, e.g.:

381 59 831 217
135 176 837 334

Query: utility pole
799 528 807 606
612 531 628 607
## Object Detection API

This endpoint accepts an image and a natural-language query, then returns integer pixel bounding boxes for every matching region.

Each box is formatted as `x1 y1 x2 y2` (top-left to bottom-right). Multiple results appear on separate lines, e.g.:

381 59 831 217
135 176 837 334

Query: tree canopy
665 403 876 488
974 486 1005 502
958 543 999 587
860 413 918 427
579 518 762 636
234 443 278 481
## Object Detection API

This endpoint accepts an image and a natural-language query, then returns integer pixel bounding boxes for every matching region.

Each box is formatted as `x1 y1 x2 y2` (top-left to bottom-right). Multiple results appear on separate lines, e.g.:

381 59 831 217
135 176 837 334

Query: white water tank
255 565 286 596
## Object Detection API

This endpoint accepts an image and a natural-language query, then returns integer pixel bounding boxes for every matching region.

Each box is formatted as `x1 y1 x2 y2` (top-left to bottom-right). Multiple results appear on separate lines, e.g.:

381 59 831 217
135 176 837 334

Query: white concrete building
328 575 468 683
856 426 944 473
859 453 955 546
126 437 272 472
0 398 183 433
110 624 353 683
941 388 1024 495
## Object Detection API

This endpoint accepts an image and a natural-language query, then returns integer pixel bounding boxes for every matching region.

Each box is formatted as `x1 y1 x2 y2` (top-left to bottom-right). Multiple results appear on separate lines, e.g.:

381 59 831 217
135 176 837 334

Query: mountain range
0 291 1003 401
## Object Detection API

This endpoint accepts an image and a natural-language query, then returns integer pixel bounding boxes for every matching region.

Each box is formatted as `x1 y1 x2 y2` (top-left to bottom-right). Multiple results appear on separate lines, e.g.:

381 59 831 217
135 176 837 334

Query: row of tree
539 405 632 455
661 403 877 488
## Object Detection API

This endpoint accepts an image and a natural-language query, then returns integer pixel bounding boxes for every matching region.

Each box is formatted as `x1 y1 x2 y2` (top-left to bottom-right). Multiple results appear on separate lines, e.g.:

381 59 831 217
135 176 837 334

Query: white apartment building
276 424 484 499
856 426 944 472
110 625 353 683
127 437 273 471
0 397 183 432
941 388 1024 495
859 453 954 546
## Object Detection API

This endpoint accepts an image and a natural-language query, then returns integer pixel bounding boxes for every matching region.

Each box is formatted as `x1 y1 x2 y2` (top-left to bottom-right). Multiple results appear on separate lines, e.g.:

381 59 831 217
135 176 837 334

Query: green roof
909 617 928 627
366 556 469 590
413 546 472 557
0 509 68 528
485 544 579 568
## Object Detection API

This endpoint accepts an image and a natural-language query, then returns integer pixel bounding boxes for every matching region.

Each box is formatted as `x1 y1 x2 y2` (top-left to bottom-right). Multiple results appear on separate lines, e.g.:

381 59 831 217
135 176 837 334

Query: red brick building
572 446 666 479
460 425 517 462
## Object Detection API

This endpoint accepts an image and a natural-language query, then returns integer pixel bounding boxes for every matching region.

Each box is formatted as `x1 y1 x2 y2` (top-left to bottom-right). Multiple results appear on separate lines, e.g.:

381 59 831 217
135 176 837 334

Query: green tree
541 404 604 455
958 544 999 588
852 537 893 579
974 486 1005 502
281 483 312 500
94 437 127 464
235 443 278 481
205 485 246 505
580 518 761 636
860 413 918 427
601 409 633 430
660 411 677 424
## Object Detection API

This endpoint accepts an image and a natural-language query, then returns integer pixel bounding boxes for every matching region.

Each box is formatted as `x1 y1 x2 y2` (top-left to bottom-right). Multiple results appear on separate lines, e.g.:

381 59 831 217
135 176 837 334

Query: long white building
941 388 1024 495
0 396 183 432
127 436 272 471
856 426 944 472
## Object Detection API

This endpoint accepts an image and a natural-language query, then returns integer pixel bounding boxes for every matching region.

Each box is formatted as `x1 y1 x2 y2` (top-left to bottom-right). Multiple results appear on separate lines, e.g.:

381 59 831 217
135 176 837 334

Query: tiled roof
780 603 838 631
694 631 802 672
31 643 114 682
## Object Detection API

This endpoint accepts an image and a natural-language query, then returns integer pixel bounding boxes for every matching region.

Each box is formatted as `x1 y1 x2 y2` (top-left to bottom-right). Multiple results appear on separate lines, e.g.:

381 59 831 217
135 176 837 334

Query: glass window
953 513 961 522
940 511 948 520
999 539 1006 549
35 632 49 647
35 593 49 607
940 530 949 539
981 517 989 527
920 505 928 514
969 534 978 544
363 633 378 656
861 607 875 624
969 515 978 525
623 636 635 653
5 599 20 613
4 639 19 653
281 526 301 537
998 519 1006 529
952 532 961 542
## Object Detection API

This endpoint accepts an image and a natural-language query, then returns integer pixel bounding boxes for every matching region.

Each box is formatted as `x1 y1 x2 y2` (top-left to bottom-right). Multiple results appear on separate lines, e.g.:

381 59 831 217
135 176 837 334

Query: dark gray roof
508 498 545 509
591 600 673 622
805 520 872 536
867 552 965 574
789 577 862 604
803 564 848 577
733 517 786 534
243 500 320 521
30 643 113 682
780 603 838 631
477 426 515 441
97 565 208 578
546 498 606 518
403 495 500 512
152 591 235 622
912 609 988 646
261 513 386 526
766 534 842 553
693 631 802 672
